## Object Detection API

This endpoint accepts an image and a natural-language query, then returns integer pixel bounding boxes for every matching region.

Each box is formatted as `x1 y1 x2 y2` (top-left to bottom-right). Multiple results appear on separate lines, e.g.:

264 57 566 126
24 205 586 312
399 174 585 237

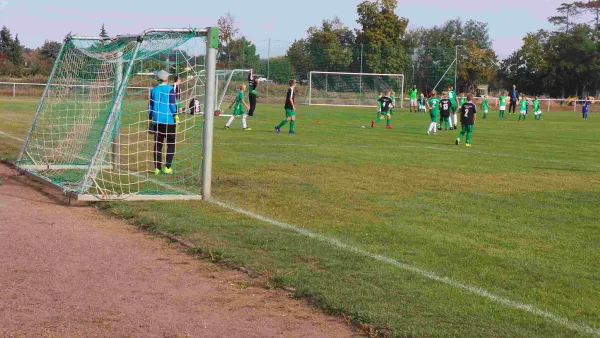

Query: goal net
305 71 405 108
16 28 217 201
216 69 250 116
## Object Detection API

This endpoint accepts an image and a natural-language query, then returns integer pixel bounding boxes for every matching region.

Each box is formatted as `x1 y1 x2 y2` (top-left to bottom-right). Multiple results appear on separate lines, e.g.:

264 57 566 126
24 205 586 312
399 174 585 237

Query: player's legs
465 125 474 145
165 124 177 170
386 113 392 128
248 94 257 116
456 124 467 145
154 124 167 171
225 115 235 128
242 114 251 130
289 115 296 133
483 110 488 119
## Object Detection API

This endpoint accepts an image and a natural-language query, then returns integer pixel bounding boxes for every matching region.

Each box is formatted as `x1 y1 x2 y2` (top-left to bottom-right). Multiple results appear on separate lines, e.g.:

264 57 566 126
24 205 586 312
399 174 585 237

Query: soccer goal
16 27 220 201
305 71 405 108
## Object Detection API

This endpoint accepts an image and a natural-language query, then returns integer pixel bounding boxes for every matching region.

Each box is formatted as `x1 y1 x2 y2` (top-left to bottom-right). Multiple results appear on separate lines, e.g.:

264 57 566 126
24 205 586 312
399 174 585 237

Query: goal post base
67 192 203 202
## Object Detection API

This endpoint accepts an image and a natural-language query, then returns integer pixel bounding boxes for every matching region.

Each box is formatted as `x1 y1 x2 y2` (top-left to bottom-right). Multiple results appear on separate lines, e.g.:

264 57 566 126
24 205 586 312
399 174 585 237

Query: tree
217 11 239 67
356 0 410 74
287 39 312 80
463 20 492 49
40 40 61 60
457 40 498 92
99 24 109 39
306 17 355 71
575 0 600 27
549 2 582 32
227 37 261 69
9 34 24 67
260 56 295 84
0 26 13 54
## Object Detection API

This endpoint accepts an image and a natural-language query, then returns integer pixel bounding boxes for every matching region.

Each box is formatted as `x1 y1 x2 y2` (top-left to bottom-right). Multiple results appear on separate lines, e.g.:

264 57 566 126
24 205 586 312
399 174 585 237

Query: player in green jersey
225 85 251 130
447 85 459 129
518 95 528 122
409 85 419 112
418 93 426 113
499 92 507 118
426 90 441 135
482 95 489 119
533 97 543 120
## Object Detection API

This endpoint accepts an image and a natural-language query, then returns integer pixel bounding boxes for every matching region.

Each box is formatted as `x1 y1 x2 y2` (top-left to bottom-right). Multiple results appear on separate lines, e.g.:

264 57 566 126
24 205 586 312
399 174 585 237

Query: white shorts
484 110 488 113
499 105 506 111
534 110 542 115
410 99 418 106
419 105 425 110
520 110 526 114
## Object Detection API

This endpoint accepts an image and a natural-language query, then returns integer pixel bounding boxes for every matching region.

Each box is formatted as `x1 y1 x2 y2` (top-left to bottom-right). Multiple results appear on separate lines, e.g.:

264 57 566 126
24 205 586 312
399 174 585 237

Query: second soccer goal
305 71 405 108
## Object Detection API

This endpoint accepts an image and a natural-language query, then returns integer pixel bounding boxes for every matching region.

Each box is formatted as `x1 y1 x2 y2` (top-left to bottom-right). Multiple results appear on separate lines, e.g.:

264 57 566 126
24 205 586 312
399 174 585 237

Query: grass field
1 96 600 337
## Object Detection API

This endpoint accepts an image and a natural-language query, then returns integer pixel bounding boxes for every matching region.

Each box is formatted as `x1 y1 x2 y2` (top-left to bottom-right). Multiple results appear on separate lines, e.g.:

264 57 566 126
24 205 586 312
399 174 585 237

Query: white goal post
306 71 405 108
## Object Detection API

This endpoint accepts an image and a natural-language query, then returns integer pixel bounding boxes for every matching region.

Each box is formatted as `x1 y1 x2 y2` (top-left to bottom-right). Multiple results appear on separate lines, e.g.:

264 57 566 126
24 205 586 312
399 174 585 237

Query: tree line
499 1 600 98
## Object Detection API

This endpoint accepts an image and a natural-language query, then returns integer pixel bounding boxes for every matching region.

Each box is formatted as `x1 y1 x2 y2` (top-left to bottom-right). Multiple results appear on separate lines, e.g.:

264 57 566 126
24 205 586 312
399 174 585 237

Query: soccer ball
214 110 221 116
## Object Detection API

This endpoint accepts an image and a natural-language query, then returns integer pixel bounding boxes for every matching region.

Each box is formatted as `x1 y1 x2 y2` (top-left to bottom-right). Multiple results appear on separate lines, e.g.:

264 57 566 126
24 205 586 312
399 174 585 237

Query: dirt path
0 165 354 337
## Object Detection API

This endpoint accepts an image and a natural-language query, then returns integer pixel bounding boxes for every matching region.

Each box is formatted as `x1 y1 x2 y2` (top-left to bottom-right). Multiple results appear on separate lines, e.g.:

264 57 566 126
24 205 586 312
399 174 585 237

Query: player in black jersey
439 92 452 130
455 93 477 147
247 69 259 116
371 90 395 129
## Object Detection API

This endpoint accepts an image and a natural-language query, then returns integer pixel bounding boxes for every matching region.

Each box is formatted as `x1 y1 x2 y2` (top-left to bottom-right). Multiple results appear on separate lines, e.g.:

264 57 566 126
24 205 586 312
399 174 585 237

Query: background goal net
16 28 217 201
305 71 405 108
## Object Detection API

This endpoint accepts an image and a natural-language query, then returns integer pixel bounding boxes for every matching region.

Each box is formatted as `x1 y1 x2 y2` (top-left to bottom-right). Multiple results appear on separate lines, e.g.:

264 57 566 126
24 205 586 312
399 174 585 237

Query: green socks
277 119 288 128
466 131 472 144
375 117 381 123
290 120 295 132
386 118 391 126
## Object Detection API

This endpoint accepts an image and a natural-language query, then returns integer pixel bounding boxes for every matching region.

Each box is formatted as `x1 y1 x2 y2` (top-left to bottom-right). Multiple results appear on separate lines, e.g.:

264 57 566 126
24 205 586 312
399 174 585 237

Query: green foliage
227 37 260 70
39 40 61 60
259 56 295 84
306 17 355 71
99 24 109 39
287 39 311 80
356 0 409 74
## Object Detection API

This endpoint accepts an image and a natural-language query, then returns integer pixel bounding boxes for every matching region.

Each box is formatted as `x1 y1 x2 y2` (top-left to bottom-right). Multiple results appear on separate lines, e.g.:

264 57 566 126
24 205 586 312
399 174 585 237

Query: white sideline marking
220 142 600 169
0 130 25 142
210 199 600 337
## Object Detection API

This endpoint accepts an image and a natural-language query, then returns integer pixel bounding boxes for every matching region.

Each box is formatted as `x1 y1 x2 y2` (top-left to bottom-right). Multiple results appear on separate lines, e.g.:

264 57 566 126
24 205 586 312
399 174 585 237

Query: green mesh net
17 29 210 200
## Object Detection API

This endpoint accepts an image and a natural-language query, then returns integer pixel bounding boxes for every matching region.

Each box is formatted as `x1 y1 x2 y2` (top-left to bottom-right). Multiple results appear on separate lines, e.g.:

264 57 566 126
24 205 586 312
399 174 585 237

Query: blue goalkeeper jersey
149 83 177 125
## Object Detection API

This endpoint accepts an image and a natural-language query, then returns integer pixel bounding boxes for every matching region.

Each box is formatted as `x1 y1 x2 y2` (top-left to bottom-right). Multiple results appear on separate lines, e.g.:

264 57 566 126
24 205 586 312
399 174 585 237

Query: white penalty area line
219 142 600 169
0 130 25 143
210 199 600 337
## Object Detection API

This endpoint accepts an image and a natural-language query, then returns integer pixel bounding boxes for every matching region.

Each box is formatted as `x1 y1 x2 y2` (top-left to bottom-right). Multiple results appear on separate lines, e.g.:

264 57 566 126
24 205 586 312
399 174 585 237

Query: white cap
157 70 169 81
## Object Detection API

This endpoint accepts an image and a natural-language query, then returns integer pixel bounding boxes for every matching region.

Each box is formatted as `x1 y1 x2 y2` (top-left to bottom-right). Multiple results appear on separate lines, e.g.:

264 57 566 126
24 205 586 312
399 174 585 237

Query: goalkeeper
148 70 179 175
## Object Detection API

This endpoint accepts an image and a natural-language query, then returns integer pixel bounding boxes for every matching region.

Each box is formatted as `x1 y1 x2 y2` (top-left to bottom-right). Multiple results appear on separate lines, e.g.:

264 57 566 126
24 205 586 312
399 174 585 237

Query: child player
275 79 297 134
455 93 477 147
426 90 440 135
439 91 452 130
447 85 459 129
533 97 543 120
482 95 489 119
225 84 251 130
377 92 383 119
499 91 507 118
372 90 395 129
418 93 427 113
518 96 527 122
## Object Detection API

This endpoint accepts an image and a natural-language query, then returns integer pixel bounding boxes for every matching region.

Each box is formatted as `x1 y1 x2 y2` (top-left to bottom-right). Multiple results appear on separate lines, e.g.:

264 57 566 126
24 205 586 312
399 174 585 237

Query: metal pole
454 45 458 91
308 72 312 105
112 51 124 170
13 83 16 97
359 43 363 105
202 27 219 200
267 38 271 102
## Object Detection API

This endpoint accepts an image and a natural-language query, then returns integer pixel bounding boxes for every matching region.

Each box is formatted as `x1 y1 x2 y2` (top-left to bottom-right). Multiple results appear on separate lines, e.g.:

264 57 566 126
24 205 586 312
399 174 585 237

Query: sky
0 0 587 59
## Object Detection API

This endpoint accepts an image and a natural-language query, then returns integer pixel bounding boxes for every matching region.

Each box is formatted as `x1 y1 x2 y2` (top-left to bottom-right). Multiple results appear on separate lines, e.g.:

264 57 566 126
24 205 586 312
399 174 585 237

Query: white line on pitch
0 130 25 142
219 142 600 168
209 199 600 337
